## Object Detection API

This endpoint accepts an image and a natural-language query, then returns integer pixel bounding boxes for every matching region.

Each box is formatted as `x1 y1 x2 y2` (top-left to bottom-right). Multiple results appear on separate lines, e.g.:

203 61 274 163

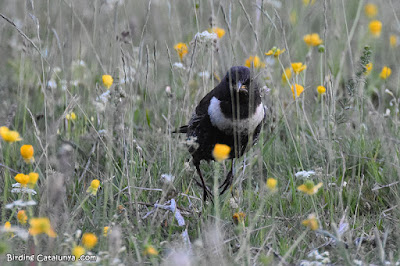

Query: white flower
306 249 331 264
267 0 282 9
5 199 37 209
47 79 57 89
198 71 210 79
266 56 276 66
353 260 363 266
53 67 62 73
11 183 37 195
75 229 82 239
195 31 217 42
94 90 111 112
72 60 86 68
173 62 186 70
161 174 175 183
295 170 316 179
97 90 111 103
60 80 67 91
229 198 239 209
1 225 29 240
321 258 331 264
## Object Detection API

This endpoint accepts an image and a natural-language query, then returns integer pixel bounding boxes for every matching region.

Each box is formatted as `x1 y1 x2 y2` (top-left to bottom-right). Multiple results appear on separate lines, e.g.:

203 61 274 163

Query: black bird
175 66 265 200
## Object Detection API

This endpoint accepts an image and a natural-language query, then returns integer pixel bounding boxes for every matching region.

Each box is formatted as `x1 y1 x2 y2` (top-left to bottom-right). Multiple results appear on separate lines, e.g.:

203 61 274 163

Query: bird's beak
237 81 248 93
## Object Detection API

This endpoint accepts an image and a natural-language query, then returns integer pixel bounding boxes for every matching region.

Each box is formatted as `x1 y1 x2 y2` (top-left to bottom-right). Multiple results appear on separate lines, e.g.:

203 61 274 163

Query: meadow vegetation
0 0 399 264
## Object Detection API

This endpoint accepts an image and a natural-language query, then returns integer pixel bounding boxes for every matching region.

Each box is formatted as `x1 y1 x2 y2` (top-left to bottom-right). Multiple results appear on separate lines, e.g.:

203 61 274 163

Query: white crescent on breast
207 96 265 134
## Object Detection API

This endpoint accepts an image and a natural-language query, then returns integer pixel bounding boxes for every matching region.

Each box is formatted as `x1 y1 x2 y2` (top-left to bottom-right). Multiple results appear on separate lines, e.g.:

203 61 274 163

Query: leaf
146 109 151 128
134 109 140 124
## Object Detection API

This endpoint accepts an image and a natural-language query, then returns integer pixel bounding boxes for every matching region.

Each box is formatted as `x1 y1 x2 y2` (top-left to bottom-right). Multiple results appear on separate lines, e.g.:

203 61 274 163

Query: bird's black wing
173 91 214 134
187 90 215 134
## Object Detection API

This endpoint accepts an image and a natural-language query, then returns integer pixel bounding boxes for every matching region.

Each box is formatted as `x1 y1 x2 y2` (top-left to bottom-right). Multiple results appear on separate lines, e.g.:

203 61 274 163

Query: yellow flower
297 180 323 195
212 144 231 162
365 62 373 75
291 62 307 74
302 0 316 6
364 3 378 18
102 75 113 89
369 20 382 37
4 221 11 230
14 173 29 187
380 66 392 79
282 67 292 83
29 217 57 237
72 245 85 260
317 85 326 95
4 221 14 237
82 233 98 249
390 35 397 48
66 112 77 121
266 178 277 191
291 84 304 99
265 47 285 58
303 33 323 46
302 213 319 230
103 226 110 237
143 245 159 256
17 210 28 225
209 27 226 39
28 172 39 188
244 56 265 69
87 179 100 195
0 126 22 143
20 145 34 163
174 43 188 62
232 212 246 225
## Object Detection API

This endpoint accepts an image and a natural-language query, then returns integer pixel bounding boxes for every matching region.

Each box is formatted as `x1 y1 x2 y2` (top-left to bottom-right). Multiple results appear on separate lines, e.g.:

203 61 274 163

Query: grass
0 0 400 264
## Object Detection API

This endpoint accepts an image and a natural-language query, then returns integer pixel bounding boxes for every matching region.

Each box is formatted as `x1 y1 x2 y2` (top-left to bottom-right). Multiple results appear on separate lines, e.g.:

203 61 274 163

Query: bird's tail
172 125 188 133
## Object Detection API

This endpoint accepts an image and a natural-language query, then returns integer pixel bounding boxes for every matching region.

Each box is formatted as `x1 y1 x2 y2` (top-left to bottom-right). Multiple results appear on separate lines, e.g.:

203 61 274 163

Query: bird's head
224 66 253 96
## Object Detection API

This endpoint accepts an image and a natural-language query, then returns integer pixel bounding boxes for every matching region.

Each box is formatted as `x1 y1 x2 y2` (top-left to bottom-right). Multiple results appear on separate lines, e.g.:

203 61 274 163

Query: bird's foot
219 169 233 195
194 178 214 202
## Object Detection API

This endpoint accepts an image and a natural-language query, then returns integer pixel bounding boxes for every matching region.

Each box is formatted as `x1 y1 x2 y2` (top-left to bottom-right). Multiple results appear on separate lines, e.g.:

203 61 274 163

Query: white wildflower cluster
173 62 186 70
47 66 62 89
194 31 217 42
161 174 175 184
198 71 210 79
60 79 68 91
265 56 276 66
93 90 111 112
267 0 282 9
229 197 239 209
385 89 400 117
295 170 316 179
6 199 37 209
104 0 124 11
0 224 29 240
11 183 37 195
300 250 330 266
47 79 57 89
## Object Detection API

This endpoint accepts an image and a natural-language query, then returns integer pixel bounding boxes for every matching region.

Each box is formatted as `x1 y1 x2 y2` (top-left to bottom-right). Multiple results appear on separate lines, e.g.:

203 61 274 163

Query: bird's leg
195 163 213 201
219 159 234 195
